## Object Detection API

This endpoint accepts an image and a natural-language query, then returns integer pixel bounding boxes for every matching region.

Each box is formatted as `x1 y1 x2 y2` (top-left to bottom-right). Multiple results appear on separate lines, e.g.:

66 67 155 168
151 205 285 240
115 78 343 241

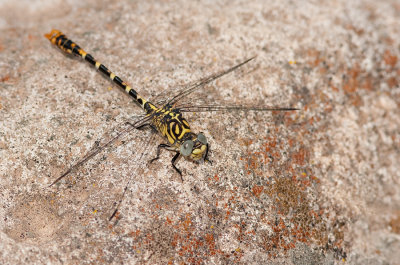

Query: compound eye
180 140 194 157
197 133 207 145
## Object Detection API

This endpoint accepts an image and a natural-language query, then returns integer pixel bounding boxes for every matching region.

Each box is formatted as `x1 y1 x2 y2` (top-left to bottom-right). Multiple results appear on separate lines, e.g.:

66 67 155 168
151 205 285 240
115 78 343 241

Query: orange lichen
307 49 324 67
205 234 216 255
342 65 360 93
240 123 346 259
0 75 10 82
387 77 398 89
252 185 264 198
292 148 308 166
383 50 398 67
389 213 400 234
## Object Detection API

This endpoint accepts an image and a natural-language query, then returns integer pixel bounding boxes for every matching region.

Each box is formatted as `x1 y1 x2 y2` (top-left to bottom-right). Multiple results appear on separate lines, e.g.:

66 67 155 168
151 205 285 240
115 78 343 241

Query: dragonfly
45 29 297 192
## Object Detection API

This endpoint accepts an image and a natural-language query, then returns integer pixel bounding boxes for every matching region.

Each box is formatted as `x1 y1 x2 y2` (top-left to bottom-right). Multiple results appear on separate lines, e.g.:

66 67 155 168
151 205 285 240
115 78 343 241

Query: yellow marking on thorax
166 132 175 144
177 127 191 140
125 85 132 92
165 116 191 144
95 62 101 69
167 122 178 140
110 73 116 80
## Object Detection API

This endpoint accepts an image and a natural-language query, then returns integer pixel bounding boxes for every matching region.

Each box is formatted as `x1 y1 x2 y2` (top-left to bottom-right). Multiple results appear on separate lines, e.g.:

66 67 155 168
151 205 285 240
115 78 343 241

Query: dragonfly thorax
151 104 191 144
150 103 208 160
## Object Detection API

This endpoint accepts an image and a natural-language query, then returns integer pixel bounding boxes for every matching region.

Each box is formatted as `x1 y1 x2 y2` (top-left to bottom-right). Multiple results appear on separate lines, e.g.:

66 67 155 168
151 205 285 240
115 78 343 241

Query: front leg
150 144 183 180
203 143 212 165
171 152 183 181
150 144 171 163
131 122 157 132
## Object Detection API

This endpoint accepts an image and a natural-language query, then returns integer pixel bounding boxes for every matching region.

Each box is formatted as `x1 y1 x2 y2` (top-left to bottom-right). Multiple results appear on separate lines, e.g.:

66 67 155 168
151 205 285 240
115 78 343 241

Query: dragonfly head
180 133 208 161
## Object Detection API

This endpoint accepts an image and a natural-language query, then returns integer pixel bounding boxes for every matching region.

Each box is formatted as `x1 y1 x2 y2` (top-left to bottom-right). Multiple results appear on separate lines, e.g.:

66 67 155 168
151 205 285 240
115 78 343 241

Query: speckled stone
1 0 399 264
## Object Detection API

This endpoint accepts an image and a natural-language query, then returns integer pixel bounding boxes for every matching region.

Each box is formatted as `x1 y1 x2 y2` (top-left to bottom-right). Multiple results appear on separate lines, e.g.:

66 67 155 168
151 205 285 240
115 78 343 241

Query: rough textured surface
1 0 399 264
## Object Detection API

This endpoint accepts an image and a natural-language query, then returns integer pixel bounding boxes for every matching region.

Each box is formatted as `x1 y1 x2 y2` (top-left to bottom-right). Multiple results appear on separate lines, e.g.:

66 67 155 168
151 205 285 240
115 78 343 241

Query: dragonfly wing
109 132 157 220
178 104 298 113
50 114 150 187
150 57 256 107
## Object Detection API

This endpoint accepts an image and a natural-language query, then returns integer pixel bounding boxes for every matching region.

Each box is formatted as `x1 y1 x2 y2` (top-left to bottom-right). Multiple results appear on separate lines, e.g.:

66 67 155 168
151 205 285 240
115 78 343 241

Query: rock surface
0 0 399 264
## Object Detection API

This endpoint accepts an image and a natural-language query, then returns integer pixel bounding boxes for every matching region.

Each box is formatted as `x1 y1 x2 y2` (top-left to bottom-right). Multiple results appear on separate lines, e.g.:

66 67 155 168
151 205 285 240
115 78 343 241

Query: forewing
50 114 151 187
178 104 298 113
150 57 256 107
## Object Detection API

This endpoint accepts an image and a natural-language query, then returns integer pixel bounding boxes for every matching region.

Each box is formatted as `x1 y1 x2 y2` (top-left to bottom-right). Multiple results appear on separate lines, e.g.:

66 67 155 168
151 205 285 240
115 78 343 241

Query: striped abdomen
44 29 155 114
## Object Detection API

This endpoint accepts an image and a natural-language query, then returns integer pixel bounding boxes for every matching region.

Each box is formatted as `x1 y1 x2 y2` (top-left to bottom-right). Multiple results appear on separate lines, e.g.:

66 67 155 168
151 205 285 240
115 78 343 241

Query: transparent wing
49 114 152 187
151 57 256 107
108 132 157 220
178 105 298 113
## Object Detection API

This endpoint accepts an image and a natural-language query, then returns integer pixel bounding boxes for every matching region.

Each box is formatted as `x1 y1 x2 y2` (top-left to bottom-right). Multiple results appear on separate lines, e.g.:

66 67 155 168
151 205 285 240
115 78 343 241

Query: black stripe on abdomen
84 54 96 66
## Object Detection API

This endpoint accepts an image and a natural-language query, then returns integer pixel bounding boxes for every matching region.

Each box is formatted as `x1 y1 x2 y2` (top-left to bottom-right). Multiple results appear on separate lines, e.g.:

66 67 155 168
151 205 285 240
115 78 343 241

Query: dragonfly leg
127 122 151 130
149 144 183 180
204 143 212 165
150 144 171 163
126 121 141 128
171 152 183 181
